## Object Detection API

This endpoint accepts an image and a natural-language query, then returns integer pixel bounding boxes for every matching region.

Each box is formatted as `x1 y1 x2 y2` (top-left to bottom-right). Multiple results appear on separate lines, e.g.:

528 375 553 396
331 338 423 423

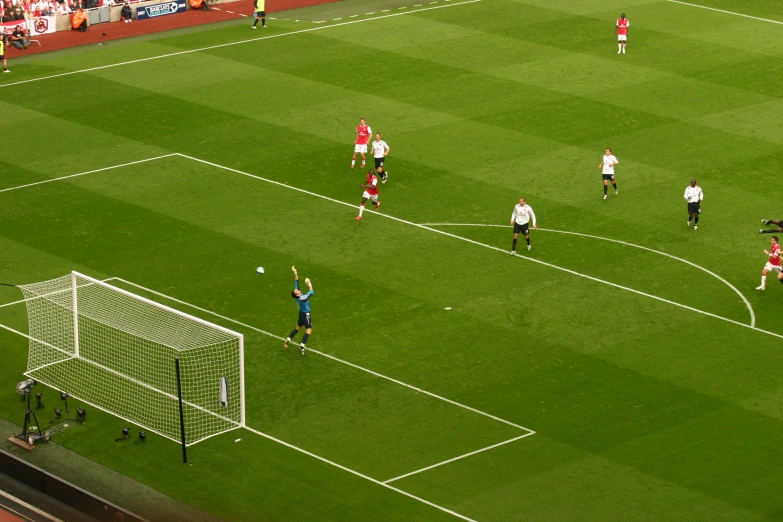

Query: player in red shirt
616 13 629 54
351 118 372 169
355 169 380 220
756 236 783 290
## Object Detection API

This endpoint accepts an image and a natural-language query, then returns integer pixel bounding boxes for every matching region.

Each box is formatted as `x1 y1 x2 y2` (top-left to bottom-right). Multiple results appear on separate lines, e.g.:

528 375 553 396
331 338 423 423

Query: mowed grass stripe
1 0 782 519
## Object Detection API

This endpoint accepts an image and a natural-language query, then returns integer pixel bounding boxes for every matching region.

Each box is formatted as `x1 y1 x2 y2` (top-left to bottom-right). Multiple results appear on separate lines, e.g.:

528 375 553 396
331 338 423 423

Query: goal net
18 272 245 446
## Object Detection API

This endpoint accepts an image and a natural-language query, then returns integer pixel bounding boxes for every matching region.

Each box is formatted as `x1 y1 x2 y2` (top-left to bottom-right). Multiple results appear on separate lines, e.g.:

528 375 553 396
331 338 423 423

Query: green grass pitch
1 0 783 520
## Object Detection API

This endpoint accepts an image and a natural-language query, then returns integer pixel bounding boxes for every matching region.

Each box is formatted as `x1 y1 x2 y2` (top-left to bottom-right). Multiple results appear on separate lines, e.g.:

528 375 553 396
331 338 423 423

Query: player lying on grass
761 219 783 234
284 266 313 355
756 236 783 291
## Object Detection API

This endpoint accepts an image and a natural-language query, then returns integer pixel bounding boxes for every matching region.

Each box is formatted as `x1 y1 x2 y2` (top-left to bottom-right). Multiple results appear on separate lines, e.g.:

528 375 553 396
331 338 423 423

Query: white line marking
333 17 342 20
2 152 781 343
113 275 532 432
239 13 247 17
313 20 325 23
366 12 374 15
0 154 177 194
0 489 63 522
174 153 781 340
382 9 390 12
384 432 535 484
243 426 477 521
0 277 117 309
398 6 408 8
225 10 233 13
414 4 422 6
421 223 755 327
0 0 481 90
667 0 783 25
349 14 358 17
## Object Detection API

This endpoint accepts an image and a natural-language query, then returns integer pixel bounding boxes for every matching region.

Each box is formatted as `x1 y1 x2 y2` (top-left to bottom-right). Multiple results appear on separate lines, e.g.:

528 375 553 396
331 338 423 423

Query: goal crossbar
18 272 247 446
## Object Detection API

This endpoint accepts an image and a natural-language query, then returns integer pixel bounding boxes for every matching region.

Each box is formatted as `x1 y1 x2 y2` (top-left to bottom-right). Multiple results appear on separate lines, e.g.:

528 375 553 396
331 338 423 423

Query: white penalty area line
383 431 535 484
0 155 177 194
420 223 756 328
1 152 780 343
0 0 482 90
667 0 783 25
243 426 477 522
173 154 783 342
111 276 532 433
0 304 476 521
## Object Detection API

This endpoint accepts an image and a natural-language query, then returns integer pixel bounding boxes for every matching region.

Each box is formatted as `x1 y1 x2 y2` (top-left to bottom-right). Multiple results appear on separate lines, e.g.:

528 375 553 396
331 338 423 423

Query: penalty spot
256 267 265 274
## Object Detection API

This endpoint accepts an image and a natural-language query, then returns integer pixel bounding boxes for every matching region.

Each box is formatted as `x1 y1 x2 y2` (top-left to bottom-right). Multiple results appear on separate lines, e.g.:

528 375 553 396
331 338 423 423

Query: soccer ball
256 267 264 274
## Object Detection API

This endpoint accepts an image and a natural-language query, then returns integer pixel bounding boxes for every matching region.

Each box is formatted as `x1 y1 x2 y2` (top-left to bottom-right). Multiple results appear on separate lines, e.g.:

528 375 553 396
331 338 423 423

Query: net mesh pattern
19 274 243 445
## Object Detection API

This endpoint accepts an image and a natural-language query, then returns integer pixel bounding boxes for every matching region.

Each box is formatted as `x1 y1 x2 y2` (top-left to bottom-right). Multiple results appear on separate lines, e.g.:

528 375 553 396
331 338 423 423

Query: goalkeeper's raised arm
285 267 313 355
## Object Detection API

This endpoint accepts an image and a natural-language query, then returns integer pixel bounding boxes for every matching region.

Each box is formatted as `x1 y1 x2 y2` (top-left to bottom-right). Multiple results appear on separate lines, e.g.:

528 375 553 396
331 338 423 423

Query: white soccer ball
256 267 265 274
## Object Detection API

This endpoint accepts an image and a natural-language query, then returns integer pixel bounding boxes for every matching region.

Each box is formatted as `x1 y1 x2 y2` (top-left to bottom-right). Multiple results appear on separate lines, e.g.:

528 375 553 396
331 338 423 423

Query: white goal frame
21 271 246 446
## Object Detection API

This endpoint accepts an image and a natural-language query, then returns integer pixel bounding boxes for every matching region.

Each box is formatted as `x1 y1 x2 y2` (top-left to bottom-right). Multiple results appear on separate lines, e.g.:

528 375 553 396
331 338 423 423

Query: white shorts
764 262 782 273
618 34 627 42
354 144 368 154
362 191 378 202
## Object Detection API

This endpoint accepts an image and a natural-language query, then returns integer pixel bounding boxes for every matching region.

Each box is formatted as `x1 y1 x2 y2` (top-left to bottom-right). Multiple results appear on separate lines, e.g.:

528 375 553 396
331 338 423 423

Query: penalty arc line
173 153 783 341
383 432 535 484
0 152 779 343
0 0 482 90
667 0 783 25
420 223 755 328
112 276 533 433
243 426 477 522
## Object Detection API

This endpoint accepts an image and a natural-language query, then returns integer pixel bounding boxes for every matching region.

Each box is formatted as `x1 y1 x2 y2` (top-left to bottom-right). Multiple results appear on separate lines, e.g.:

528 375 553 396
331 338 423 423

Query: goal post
18 271 245 446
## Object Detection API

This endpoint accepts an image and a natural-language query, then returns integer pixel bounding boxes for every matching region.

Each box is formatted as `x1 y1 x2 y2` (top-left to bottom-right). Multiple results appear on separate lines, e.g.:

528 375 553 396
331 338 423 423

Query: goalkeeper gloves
304 278 311 287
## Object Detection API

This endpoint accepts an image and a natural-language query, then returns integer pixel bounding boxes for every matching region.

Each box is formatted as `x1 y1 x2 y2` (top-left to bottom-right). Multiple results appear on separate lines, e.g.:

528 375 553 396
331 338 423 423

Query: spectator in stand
10 25 28 48
102 0 115 7
1 33 9 72
12 6 23 18
189 0 208 11
71 6 86 30
120 1 131 22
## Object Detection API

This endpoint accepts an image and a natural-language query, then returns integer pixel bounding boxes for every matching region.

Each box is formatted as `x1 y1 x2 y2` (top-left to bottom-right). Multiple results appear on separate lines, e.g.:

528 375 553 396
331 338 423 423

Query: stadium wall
0 449 148 522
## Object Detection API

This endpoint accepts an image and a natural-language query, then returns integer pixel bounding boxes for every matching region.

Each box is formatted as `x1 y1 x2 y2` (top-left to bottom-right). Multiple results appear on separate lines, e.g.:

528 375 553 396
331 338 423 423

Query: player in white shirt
598 148 619 200
683 179 704 230
510 198 537 254
371 133 390 183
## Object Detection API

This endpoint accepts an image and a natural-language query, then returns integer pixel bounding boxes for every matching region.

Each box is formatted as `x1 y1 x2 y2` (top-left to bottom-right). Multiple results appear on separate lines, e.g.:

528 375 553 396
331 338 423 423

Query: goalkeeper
284 266 313 355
